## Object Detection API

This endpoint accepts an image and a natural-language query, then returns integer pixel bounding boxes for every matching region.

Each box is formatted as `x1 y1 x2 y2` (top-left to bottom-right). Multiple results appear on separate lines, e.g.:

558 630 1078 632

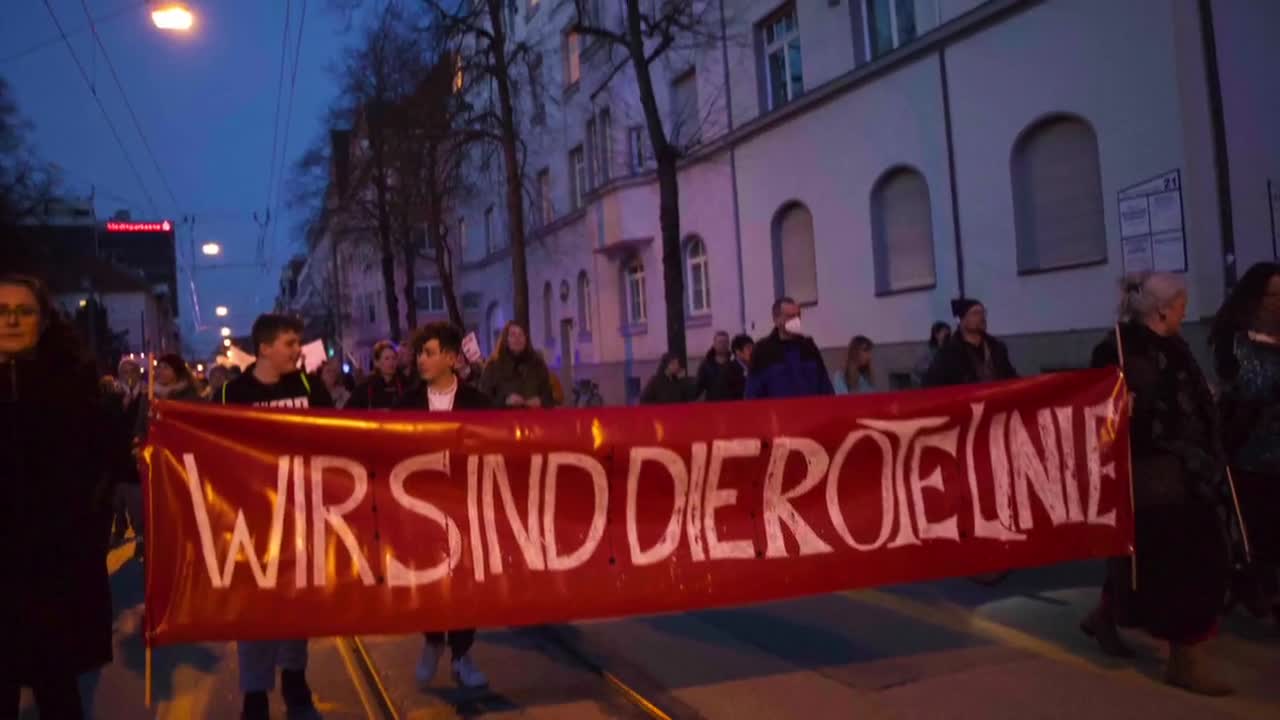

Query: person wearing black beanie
923 297 1018 387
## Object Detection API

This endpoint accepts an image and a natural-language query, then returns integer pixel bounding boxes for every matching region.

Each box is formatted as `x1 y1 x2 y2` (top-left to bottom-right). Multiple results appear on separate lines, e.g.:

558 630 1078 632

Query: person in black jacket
220 314 331 720
924 298 1018 387
745 297 834 399
395 321 491 690
350 340 408 409
641 353 697 405
694 331 735 401
2 273 121 720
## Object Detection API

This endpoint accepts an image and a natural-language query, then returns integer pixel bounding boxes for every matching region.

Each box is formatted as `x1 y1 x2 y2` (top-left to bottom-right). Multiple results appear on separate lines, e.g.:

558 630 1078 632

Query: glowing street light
201 242 221 256
215 305 229 317
196 363 205 372
79 299 88 308
151 4 195 32
220 326 232 337
223 338 232 348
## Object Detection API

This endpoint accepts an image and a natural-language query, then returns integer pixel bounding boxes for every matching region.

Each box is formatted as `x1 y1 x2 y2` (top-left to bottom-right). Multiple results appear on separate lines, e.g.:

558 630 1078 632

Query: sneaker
416 641 444 687
451 655 488 689
241 691 269 720
281 669 319 718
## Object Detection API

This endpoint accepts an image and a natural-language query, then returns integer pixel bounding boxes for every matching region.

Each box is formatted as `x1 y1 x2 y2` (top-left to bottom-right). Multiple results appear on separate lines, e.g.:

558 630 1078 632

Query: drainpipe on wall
720 0 747 332
939 48 965 300
1197 0 1237 290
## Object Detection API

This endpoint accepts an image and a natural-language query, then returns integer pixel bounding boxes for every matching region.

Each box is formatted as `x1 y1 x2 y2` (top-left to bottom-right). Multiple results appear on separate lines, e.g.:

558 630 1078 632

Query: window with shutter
872 168 936 293
772 203 818 305
1012 116 1107 273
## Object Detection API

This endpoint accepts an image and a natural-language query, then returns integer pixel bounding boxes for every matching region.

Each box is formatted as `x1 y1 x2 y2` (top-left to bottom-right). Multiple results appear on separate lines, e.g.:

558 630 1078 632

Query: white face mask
783 317 804 336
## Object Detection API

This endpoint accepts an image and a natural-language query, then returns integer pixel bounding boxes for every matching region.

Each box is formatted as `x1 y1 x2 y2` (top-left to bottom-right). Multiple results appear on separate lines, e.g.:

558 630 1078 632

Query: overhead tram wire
266 0 309 273
78 0 182 214
261 0 294 264
1 0 147 65
42 0 157 217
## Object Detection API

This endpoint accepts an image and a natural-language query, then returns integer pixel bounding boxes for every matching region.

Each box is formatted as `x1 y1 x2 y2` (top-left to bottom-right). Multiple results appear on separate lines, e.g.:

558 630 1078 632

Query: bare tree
571 0 723 365
420 0 536 329
0 76 59 227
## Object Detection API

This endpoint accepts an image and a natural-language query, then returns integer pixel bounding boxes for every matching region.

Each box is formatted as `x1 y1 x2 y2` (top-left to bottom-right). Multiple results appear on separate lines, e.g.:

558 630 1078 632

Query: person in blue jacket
745 297 834 399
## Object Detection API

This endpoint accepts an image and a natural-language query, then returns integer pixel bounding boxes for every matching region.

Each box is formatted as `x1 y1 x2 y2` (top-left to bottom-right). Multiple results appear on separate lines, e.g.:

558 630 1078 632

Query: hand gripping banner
142 369 1133 646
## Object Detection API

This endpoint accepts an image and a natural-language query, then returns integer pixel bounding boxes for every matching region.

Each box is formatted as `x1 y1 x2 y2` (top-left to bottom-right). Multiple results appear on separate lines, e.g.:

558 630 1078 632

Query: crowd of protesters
3 258 1278 717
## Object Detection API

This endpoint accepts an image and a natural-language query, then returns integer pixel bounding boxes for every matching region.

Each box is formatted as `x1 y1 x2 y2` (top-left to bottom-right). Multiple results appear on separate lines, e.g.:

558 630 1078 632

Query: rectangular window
627 267 647 324
670 70 699 147
569 146 586 210
484 206 495 254
629 126 647 173
598 108 612 183
866 0 922 59
414 282 447 314
760 4 803 111
586 116 599 189
565 31 582 86
537 169 552 225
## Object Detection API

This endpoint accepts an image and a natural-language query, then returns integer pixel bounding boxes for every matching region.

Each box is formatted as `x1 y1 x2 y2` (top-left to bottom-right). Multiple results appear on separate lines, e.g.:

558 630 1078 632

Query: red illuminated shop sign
106 220 173 233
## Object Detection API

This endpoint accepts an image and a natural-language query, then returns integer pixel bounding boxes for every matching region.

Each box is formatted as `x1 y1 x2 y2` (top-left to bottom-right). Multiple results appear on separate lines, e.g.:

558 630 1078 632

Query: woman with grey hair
1081 272 1239 696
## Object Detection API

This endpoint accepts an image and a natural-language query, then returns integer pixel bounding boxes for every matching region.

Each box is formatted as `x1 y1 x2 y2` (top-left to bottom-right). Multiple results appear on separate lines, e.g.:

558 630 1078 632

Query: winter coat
220 364 334 409
395 377 493 412
744 330 834 399
923 333 1018 387
640 373 697 405
1 349 119 682
695 352 744 402
1219 332 1280 474
349 373 409 410
478 352 556 408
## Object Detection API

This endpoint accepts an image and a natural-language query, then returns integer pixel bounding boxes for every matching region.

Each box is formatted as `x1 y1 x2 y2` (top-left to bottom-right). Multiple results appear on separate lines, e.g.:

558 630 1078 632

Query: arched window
685 236 711 315
1011 115 1106 272
543 281 554 344
771 202 818 305
485 301 504 356
577 270 592 335
871 167 935 293
623 257 647 325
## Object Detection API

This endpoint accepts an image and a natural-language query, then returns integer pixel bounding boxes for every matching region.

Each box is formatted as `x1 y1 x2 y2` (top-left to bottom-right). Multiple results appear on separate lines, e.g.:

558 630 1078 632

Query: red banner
142 369 1132 646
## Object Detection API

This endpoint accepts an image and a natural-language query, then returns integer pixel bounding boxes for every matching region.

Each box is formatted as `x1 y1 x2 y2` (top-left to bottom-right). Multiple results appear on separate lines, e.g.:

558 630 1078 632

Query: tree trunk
487 0 530 330
401 234 418 332
371 123 403 342
427 143 466 328
625 0 687 365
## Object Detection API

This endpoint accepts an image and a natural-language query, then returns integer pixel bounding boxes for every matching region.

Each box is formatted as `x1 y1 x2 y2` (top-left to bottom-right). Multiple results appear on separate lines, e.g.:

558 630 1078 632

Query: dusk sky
1 0 370 354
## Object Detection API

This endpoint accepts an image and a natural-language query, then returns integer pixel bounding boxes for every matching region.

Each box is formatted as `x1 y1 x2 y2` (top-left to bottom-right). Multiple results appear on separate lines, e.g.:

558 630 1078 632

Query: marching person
1083 272 1239 696
320 358 352 409
149 353 202 404
110 356 147 547
924 298 1018 387
350 340 406 410
221 313 331 720
478 321 555 409
2 273 120 719
913 321 951 387
203 364 232 401
745 297 834 399
832 335 876 395
1210 261 1280 622
641 353 697 405
694 331 736 401
394 321 490 690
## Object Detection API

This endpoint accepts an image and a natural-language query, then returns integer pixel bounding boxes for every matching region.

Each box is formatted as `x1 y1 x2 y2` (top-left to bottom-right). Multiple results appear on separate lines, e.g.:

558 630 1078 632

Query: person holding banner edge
221 313 331 720
395 321 491 690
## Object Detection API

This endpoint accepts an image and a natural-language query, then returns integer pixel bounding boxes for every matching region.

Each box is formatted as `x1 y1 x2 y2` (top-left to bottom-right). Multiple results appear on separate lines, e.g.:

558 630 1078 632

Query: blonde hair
1118 272 1187 323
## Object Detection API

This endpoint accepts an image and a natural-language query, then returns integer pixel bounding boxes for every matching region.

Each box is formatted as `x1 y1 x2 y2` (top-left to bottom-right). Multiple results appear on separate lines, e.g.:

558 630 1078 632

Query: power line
0 0 146 65
41 0 157 217
262 0 294 262
78 0 182 214
268 0 309 272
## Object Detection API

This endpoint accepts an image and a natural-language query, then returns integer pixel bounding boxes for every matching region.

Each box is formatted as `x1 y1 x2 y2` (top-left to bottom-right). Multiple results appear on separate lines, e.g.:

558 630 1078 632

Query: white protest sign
461 331 483 364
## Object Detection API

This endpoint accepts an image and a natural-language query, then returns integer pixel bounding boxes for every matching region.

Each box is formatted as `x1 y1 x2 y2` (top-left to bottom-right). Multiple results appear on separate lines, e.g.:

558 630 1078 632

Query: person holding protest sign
1 273 120 719
1085 272 1240 696
478 321 556 409
221 313 331 720
395 321 491 690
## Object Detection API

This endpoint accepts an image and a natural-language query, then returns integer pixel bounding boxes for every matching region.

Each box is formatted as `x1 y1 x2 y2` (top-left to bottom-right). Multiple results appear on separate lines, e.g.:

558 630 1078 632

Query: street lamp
201 242 221 256
151 4 195 32
215 305 229 317
223 338 232 348
220 326 232 337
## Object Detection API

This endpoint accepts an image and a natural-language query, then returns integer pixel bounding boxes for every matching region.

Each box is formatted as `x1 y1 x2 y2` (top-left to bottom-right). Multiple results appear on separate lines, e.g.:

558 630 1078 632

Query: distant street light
201 242 221 256
223 338 232 348
79 299 88 308
151 4 195 32
196 363 205 372
215 305 229 317
220 327 232 337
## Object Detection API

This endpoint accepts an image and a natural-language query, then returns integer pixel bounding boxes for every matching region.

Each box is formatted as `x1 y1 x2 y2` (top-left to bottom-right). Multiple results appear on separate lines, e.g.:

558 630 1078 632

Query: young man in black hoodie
221 313 331 720
394 321 492 690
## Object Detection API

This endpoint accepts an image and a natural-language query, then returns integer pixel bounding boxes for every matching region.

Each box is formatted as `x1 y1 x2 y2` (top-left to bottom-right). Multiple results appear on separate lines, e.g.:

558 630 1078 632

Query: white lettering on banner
762 438 834 558
386 452 463 587
543 453 609 571
173 395 1128 589
703 439 761 560
310 456 376 586
626 447 690 566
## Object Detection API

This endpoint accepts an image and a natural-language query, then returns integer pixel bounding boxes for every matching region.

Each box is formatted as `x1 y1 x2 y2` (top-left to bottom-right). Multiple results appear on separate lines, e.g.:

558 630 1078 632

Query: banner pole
1225 466 1252 564
145 351 155 709
1114 323 1138 592
145 644 152 708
